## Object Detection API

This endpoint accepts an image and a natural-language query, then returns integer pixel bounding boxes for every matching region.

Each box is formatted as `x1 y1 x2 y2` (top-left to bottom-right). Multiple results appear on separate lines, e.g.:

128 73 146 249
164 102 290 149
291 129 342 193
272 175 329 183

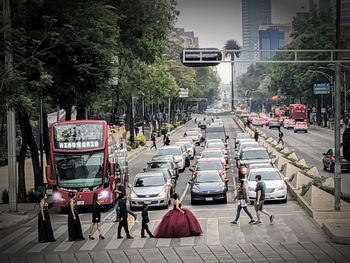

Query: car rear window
248 170 282 181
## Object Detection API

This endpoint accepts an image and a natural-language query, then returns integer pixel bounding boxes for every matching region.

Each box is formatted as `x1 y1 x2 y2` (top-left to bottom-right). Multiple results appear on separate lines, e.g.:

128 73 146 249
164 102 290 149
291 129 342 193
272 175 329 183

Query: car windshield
241 150 269 160
206 132 225 140
195 172 222 183
201 151 222 158
248 170 282 181
196 161 223 171
187 131 198 136
134 175 164 187
54 151 105 188
207 142 225 149
237 134 250 139
149 162 172 169
157 148 182 156
249 164 273 169
239 143 258 151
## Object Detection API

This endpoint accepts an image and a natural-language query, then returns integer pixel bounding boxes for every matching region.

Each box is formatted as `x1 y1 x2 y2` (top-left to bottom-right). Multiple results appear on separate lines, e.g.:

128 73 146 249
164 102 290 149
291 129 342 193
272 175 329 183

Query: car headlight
214 186 226 193
276 184 286 191
130 191 137 199
158 189 168 198
248 186 255 191
192 187 200 193
53 192 63 201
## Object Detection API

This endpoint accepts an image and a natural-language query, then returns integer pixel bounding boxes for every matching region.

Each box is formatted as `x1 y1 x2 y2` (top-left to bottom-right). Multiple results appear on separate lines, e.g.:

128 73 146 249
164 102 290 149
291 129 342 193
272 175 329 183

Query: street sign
321 108 326 113
313 83 330 94
181 48 222 67
179 88 189 98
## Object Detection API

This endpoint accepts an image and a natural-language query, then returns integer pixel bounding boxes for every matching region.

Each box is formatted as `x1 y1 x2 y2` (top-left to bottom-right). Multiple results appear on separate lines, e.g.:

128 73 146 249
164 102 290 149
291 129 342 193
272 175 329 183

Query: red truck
288 104 307 122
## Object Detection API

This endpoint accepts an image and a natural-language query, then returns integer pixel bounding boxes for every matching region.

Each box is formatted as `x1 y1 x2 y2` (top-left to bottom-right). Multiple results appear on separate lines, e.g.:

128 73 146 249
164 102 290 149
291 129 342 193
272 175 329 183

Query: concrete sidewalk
1 242 349 263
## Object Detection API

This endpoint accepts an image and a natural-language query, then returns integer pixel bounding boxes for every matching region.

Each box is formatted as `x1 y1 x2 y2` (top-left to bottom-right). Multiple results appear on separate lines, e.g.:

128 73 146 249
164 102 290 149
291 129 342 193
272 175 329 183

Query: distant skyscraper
341 0 350 25
309 0 333 14
241 0 271 72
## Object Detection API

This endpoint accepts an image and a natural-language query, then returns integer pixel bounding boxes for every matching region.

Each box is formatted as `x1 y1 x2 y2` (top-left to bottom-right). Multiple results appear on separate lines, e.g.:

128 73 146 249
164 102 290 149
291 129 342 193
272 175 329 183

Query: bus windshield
54 151 105 188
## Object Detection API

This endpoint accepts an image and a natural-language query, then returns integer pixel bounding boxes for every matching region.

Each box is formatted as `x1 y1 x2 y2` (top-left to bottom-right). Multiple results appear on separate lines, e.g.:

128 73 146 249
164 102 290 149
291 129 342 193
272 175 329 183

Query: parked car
246 168 287 203
129 172 172 209
322 147 350 172
189 170 227 205
294 121 308 133
157 146 186 172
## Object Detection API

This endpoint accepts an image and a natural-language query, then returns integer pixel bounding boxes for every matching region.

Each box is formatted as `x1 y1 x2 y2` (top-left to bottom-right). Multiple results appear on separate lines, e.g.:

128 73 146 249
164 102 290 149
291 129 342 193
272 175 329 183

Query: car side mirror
45 165 57 186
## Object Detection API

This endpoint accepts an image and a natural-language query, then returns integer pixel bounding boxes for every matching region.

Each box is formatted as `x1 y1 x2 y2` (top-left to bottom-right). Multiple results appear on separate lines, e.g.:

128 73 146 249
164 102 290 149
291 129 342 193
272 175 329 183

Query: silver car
129 172 172 209
186 130 201 145
176 141 195 159
157 146 186 172
152 155 179 177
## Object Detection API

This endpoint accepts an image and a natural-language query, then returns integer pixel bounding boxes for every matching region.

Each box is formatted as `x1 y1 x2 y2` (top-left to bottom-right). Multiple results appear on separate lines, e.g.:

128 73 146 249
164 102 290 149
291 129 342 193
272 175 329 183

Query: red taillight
331 156 335 162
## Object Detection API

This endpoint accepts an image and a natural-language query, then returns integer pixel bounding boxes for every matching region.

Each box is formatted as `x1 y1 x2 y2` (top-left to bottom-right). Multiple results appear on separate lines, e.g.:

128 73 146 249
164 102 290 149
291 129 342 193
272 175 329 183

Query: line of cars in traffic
234 132 288 203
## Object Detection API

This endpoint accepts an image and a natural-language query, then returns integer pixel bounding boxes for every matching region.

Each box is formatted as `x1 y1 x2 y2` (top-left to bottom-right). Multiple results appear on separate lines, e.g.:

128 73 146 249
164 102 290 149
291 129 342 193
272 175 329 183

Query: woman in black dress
68 192 85 241
88 192 104 240
38 193 56 242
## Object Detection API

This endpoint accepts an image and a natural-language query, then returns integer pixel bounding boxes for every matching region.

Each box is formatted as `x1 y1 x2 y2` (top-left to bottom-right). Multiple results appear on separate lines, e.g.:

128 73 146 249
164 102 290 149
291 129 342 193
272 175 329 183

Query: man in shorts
254 174 274 224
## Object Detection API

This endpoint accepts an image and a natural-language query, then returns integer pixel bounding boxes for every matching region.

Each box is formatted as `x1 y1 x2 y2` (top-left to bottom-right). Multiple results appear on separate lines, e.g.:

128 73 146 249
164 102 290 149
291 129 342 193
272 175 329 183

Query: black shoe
149 235 154 238
127 236 134 239
141 235 146 238
99 235 105 240
117 236 123 239
253 221 262 225
230 221 237 224
89 235 94 240
270 215 275 223
249 220 255 224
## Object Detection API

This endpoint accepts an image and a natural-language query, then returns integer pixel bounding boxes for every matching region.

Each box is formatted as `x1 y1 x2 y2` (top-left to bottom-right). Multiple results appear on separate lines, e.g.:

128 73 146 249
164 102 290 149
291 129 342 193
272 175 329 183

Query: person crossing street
278 130 284 145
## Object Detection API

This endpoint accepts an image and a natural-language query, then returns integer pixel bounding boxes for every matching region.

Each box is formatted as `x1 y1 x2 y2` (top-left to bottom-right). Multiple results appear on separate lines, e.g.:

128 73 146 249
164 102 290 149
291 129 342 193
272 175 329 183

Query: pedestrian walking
231 181 255 225
183 132 187 138
117 193 133 239
141 204 154 238
254 130 259 142
150 134 157 150
254 175 274 225
88 192 104 240
67 192 85 241
164 134 170 145
278 130 284 145
38 193 56 243
194 117 197 124
113 178 137 222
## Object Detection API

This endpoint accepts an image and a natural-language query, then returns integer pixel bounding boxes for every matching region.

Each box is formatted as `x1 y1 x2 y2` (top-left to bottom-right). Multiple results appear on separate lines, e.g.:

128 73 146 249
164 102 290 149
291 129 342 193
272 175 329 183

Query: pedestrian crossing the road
0 211 329 255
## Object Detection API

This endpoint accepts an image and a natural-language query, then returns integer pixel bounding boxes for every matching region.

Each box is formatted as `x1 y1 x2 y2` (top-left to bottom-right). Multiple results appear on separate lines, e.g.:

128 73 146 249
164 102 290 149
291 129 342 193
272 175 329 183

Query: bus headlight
53 192 62 201
99 190 109 199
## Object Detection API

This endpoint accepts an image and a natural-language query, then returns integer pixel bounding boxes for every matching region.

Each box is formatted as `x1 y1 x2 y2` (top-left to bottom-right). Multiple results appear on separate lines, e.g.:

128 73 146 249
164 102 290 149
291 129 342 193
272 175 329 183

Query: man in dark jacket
117 193 133 239
254 130 259 142
141 204 154 238
114 178 137 222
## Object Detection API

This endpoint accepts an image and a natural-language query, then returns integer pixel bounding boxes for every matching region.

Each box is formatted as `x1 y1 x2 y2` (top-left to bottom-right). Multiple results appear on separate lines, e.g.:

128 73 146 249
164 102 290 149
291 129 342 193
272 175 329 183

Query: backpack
261 181 266 195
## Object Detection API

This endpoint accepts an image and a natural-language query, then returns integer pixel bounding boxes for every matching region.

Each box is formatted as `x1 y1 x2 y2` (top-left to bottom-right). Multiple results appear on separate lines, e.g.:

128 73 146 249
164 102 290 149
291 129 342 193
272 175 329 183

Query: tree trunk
22 111 42 190
125 99 135 145
43 111 51 166
0 114 5 147
65 106 72 121
17 111 28 202
76 104 85 120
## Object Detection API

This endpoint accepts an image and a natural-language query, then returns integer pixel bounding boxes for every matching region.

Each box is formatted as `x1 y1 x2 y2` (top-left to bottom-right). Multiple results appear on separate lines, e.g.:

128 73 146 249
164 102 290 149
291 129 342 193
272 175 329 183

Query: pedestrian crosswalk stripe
130 221 155 248
207 218 220 246
253 221 271 243
105 220 135 250
79 223 114 251
53 224 90 252
28 225 66 253
180 236 195 246
156 238 171 247
274 218 298 243
4 231 37 254
230 220 246 244
0 227 30 248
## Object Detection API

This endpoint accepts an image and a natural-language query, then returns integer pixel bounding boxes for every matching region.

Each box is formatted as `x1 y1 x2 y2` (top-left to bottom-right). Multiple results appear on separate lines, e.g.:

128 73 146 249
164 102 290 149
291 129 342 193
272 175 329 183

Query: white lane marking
28 225 66 253
79 223 114 251
180 182 189 203
207 218 220 245
0 227 30 248
180 236 195 246
53 224 90 252
4 231 37 254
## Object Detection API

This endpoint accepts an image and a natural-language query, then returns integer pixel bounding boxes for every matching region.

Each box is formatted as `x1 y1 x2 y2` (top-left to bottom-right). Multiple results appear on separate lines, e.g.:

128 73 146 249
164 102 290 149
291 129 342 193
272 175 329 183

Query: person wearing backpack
254 175 274 225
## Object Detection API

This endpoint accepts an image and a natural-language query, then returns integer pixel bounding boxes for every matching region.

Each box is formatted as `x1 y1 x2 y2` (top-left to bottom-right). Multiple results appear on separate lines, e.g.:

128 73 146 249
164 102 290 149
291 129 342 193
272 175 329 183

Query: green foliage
127 145 132 151
166 124 174 131
1 190 9 204
27 190 41 203
134 135 146 146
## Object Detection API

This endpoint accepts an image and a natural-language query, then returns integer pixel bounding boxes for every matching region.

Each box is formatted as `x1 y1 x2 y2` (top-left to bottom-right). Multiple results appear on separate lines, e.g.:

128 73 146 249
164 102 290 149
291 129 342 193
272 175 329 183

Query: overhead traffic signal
181 48 222 67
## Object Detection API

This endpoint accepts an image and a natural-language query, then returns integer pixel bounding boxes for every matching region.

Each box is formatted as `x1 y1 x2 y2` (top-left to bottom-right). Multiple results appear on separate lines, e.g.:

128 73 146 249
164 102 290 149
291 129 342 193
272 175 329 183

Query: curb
0 212 36 231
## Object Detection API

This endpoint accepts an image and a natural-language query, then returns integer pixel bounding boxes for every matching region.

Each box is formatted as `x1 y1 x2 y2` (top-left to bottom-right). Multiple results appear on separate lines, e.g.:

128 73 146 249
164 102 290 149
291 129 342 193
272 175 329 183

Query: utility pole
3 0 17 212
334 0 341 211
168 97 171 124
231 60 235 111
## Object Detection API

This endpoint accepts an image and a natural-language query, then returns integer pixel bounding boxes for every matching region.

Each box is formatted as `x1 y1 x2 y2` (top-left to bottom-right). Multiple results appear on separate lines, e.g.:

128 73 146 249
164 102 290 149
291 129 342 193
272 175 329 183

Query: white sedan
246 168 287 203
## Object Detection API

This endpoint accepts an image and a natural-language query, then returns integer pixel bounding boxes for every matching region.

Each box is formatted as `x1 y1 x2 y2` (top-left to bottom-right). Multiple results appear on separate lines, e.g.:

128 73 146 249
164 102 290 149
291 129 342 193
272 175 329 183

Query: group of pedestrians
231 175 274 225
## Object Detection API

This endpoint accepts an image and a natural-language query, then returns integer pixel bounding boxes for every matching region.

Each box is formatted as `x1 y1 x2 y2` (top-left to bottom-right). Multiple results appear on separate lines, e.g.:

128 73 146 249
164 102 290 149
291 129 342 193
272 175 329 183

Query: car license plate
144 200 151 204
205 197 213 201
77 201 85 205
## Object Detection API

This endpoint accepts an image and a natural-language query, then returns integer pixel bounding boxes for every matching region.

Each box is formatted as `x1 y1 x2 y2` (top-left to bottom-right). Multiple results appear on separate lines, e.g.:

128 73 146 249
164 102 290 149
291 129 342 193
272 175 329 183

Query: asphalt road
0 116 338 262
258 124 350 194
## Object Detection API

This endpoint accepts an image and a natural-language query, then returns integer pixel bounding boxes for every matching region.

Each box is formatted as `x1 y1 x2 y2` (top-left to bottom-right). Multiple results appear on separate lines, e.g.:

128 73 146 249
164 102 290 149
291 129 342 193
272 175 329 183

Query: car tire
222 195 227 204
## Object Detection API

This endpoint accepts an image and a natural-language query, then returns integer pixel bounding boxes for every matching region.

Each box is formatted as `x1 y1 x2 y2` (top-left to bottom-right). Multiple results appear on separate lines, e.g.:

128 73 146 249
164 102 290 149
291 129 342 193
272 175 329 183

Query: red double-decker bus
46 120 124 207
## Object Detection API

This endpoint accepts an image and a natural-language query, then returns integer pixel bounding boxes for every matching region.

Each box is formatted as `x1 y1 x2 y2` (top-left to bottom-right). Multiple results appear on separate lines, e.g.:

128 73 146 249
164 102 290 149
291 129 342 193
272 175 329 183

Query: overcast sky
176 0 309 83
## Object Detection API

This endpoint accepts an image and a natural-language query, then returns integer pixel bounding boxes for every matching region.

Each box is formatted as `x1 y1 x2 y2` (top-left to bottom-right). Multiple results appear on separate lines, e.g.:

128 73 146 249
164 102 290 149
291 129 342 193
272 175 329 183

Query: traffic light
272 95 278 101
343 128 350 162
181 48 222 67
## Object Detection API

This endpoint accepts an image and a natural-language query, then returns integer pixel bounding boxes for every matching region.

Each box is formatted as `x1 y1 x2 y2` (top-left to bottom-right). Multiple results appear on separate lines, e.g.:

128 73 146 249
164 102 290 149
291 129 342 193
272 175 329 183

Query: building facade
170 28 199 48
258 24 293 60
241 0 271 70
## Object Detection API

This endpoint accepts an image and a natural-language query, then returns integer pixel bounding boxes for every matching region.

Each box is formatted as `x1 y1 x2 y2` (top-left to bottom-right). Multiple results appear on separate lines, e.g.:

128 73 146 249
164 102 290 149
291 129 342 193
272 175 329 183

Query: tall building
341 0 350 25
170 28 199 48
309 0 333 14
258 24 293 60
241 0 271 72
